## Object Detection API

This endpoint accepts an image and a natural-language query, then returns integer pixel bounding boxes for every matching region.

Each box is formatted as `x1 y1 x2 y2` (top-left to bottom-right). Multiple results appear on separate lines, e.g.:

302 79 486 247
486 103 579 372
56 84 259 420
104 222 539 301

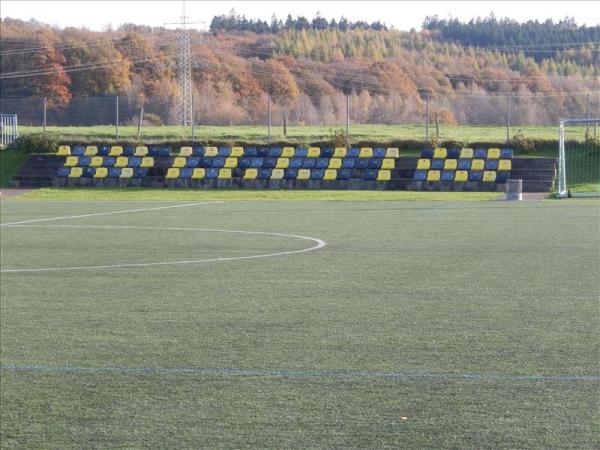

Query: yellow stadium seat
230 147 244 157
454 170 468 182
359 147 373 158
487 148 501 159
172 157 186 168
297 169 310 180
271 169 284 179
57 145 70 156
307 147 320 158
381 158 395 170
427 170 441 181
498 159 512 171
433 147 447 159
324 169 337 180
166 168 179 179
90 156 103 167
192 168 205 179
444 159 457 170
224 157 238 168
65 156 78 167
134 145 148 156
460 148 473 159
483 171 497 182
244 168 258 179
385 148 400 158
276 158 289 169
204 146 218 157
115 156 129 168
109 146 123 156
328 158 342 169
68 167 82 178
179 146 193 157
334 147 347 158
218 168 231 179
417 159 431 170
94 167 108 178
120 168 133 178
471 159 485 170
282 147 295 158
377 170 391 181
140 157 154 168
85 145 98 156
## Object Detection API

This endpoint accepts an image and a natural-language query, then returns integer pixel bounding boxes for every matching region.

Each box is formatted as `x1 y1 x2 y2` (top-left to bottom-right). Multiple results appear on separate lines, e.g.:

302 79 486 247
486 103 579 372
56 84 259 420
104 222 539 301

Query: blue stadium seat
469 170 483 181
247 157 261 168
186 157 199 168
193 147 205 156
294 147 308 158
441 170 455 181
218 147 231 157
302 158 316 169
103 156 116 167
500 148 514 159
320 147 333 158
310 169 324 180
284 168 298 179
258 168 271 179
78 156 91 166
290 158 303 169
373 147 386 158
431 159 444 170
148 146 160 157
342 158 356 169
474 148 487 159
364 169 378 180
211 157 225 168
368 158 382 169
413 170 427 181
97 145 110 156
82 167 95 177
355 158 369 169
421 148 434 159
256 147 269 157
134 168 148 178
179 168 192 178
457 159 472 170
126 156 140 167
315 158 329 169
71 145 85 156
485 159 499 170
197 158 211 168
496 171 510 183
263 158 277 168
232 168 244 178
57 167 70 177
337 169 352 180
237 157 251 169
206 168 219 178
158 147 171 157
108 167 121 178
447 148 460 159
244 147 257 157
268 147 282 158
347 147 360 158
123 145 135 156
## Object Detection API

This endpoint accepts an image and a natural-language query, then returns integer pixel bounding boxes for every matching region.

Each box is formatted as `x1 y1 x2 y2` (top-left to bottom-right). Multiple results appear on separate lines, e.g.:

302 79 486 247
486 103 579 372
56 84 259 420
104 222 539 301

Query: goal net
557 118 600 198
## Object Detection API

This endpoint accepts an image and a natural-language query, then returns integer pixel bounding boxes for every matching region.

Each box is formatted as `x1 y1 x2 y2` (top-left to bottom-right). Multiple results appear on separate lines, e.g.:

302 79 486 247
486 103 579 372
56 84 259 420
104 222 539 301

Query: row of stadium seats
421 148 513 159
169 156 396 169
416 158 512 171
57 145 401 159
64 156 154 168
58 167 149 178
414 170 510 183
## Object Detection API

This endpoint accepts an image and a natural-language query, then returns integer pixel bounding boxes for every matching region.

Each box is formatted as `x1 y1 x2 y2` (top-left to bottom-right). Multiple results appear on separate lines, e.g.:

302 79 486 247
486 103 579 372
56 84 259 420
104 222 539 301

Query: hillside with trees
1 13 598 126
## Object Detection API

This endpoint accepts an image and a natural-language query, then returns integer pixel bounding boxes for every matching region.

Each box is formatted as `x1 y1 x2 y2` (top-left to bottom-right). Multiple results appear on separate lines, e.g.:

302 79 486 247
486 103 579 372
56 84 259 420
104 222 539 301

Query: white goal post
557 118 600 198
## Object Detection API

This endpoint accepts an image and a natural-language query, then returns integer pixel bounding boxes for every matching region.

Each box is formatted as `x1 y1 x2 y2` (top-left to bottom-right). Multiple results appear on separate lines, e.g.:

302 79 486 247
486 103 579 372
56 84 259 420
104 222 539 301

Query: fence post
283 111 287 136
115 95 119 141
434 112 439 142
191 94 195 143
506 91 511 146
425 91 430 142
137 107 144 140
346 92 350 139
43 97 47 133
586 92 590 139
267 93 272 140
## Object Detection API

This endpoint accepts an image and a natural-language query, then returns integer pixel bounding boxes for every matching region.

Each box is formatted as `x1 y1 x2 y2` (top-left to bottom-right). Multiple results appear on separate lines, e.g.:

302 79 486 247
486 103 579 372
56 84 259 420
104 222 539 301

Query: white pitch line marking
1 224 326 273
0 201 223 226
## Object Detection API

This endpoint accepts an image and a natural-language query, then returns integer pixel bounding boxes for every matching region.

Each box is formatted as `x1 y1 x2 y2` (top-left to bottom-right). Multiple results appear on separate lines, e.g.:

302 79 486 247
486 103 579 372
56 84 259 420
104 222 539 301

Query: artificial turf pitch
0 198 598 448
